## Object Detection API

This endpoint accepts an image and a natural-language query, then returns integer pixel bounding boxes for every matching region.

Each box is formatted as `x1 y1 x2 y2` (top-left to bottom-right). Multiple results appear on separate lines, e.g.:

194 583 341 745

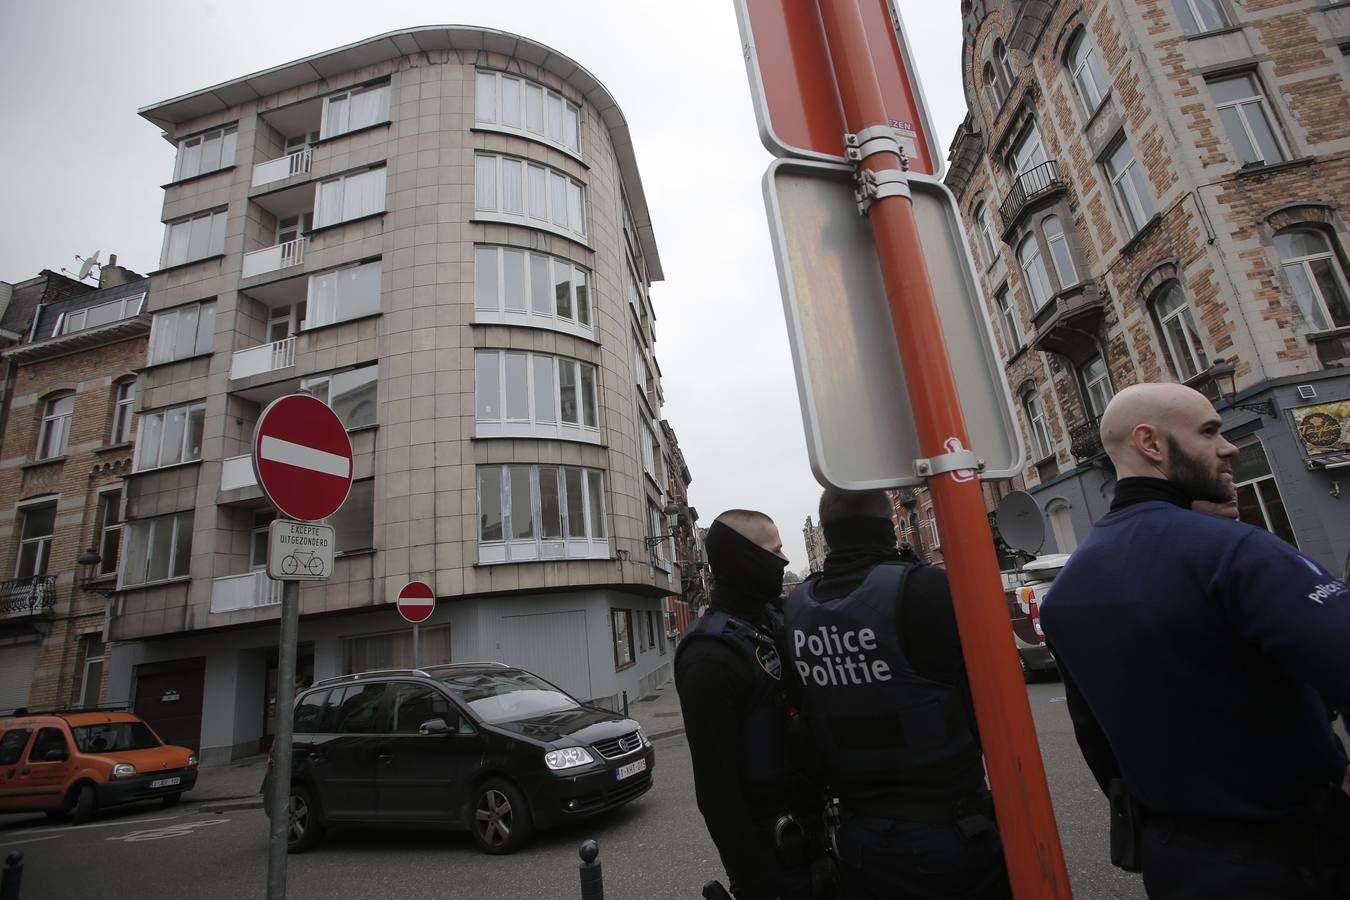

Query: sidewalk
192 675 686 814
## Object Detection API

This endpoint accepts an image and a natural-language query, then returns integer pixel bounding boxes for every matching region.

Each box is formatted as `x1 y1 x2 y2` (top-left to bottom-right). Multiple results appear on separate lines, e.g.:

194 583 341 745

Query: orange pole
814 2 1073 897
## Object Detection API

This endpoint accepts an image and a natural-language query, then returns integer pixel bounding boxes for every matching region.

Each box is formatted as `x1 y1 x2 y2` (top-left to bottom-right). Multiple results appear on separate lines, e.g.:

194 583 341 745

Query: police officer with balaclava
676 509 821 900
783 488 1012 900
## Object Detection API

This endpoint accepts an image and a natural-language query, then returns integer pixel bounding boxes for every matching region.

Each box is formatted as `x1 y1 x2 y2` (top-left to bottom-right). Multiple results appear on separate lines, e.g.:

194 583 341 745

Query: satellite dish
76 251 102 282
995 490 1045 556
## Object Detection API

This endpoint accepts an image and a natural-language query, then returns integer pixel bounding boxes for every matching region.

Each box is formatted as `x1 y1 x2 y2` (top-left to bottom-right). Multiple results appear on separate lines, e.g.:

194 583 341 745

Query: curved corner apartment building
106 27 684 763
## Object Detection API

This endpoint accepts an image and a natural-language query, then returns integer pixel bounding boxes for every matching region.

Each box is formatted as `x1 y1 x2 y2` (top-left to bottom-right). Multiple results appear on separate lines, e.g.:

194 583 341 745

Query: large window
612 609 634 670
477 465 608 563
473 246 592 336
303 365 377 430
1232 439 1297 546
995 287 1023 352
984 42 1014 111
975 203 999 267
927 512 941 550
320 81 390 139
120 511 193 588
1080 355 1114 420
55 293 145 336
648 503 672 564
1067 30 1110 116
173 125 237 181
475 70 581 155
1043 216 1078 289
1105 137 1155 234
1018 235 1055 309
1011 124 1048 178
160 209 226 269
1023 390 1054 460
342 628 452 677
15 502 56 579
474 153 587 241
77 636 105 707
306 260 382 329
474 351 600 442
148 301 215 366
135 402 205 471
95 491 123 578
1173 0 1230 35
1276 229 1350 332
1153 283 1209 380
330 479 374 554
1210 74 1286 167
111 380 135 445
314 167 386 229
36 394 74 460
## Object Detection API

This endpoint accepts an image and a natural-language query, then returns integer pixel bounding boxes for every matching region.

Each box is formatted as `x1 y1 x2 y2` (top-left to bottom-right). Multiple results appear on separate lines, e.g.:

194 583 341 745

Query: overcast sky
0 0 966 572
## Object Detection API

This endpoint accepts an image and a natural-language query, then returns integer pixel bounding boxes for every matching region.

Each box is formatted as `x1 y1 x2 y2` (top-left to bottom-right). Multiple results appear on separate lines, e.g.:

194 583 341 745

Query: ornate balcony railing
1 576 56 619
1070 421 1107 465
1000 160 1065 233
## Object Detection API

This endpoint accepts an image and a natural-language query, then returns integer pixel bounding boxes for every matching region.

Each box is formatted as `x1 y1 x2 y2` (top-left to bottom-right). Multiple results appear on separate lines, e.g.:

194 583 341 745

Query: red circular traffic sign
397 581 436 624
252 394 354 522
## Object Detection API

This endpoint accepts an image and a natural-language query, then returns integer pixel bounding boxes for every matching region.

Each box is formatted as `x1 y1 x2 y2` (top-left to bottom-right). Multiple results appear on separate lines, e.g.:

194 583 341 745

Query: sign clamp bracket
846 126 911 216
913 449 985 479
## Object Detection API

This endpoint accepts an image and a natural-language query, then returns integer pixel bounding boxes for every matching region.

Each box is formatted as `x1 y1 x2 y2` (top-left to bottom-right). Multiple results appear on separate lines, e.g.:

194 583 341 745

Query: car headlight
544 747 595 771
111 763 137 780
187 754 199 767
637 729 650 747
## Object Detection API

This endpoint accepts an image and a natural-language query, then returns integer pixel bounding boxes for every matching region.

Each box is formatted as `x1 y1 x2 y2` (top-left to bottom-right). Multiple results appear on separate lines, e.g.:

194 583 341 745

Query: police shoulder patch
756 644 782 680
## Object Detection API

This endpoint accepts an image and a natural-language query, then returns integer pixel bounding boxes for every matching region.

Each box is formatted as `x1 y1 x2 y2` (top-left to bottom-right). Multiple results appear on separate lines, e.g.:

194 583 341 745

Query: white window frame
1011 124 1049 177
78 635 105 707
55 293 145 336
1105 137 1155 234
1154 284 1209 380
473 153 588 243
1173 0 1231 35
134 401 206 471
302 364 378 430
304 260 382 329
95 489 123 578
1048 503 1079 554
474 350 600 443
1068 31 1110 116
313 166 386 229
1043 215 1079 289
1018 235 1055 309
148 301 215 366
14 500 57 580
320 81 391 140
474 70 582 157
1024 390 1054 460
173 124 238 181
975 204 999 267
472 245 593 339
1210 73 1287 167
476 465 609 564
995 287 1022 352
1080 355 1114 420
119 510 193 588
649 503 672 568
984 62 1009 110
36 394 74 461
1232 437 1298 547
111 380 135 445
160 209 227 269
927 512 941 550
1276 229 1350 332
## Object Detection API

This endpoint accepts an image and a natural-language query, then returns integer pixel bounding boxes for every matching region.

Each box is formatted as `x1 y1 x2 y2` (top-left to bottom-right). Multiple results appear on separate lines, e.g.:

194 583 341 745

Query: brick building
0 263 148 711
944 0 1350 568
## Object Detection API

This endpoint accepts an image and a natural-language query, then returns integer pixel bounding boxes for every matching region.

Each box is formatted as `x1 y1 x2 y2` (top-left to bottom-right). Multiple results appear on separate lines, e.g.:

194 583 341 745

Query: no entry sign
397 581 436 624
252 394 354 522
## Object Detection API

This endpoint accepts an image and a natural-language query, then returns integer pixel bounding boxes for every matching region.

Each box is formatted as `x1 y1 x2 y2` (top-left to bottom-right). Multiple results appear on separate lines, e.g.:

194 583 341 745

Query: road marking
1049 697 1066 703
260 435 350 477
32 814 180 835
107 818 229 842
0 834 63 848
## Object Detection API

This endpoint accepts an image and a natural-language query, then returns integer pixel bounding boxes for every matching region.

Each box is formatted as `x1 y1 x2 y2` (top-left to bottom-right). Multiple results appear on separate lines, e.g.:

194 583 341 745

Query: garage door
498 610 591 701
0 642 38 712
133 658 205 751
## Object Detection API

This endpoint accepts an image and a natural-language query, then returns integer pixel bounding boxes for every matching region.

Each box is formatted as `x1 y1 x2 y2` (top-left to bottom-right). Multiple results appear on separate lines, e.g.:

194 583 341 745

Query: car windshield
71 722 161 753
433 669 579 724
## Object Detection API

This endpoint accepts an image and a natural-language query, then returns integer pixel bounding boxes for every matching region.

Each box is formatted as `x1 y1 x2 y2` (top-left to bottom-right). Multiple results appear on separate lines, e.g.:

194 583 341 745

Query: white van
1006 554 1070 682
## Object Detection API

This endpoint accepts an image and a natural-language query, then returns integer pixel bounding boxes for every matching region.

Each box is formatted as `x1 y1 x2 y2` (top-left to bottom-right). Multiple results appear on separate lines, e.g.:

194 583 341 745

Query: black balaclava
705 519 787 620
820 515 902 578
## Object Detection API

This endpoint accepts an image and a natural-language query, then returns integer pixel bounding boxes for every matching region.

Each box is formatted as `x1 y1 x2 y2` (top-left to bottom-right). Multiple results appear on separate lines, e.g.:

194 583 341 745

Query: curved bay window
1018 234 1054 309
1152 283 1208 381
1276 229 1350 332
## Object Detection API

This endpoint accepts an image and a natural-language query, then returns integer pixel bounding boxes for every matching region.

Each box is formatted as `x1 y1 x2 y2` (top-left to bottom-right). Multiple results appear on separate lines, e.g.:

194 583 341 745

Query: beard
1165 434 1235 503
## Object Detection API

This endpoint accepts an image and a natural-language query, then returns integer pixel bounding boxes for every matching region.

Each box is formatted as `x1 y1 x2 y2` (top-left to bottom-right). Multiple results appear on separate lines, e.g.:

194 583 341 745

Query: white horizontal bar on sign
260 435 350 478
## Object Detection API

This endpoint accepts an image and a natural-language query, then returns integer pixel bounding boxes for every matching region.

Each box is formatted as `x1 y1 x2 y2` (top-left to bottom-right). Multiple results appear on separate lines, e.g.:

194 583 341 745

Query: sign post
253 394 354 900
738 1 1072 896
397 581 436 668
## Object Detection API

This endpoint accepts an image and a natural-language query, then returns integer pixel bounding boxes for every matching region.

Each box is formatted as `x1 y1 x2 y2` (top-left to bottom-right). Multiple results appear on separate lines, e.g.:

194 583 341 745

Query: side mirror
417 718 451 736
43 748 69 762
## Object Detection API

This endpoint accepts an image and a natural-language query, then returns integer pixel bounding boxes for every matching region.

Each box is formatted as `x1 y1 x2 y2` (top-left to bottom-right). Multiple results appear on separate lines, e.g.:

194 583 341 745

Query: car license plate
150 777 181 789
616 759 646 781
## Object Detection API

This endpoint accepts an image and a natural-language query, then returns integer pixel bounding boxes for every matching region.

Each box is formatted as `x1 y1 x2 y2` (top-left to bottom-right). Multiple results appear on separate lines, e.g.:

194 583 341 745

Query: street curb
198 798 264 813
646 726 685 742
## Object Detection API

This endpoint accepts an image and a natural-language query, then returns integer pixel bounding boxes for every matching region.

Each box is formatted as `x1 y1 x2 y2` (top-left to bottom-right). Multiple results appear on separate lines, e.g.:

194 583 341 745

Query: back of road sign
763 159 1024 489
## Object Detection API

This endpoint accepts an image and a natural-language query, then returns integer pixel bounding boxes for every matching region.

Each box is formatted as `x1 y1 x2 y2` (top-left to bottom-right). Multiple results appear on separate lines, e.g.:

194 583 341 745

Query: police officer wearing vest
783 488 1012 900
1040 383 1350 899
677 509 820 900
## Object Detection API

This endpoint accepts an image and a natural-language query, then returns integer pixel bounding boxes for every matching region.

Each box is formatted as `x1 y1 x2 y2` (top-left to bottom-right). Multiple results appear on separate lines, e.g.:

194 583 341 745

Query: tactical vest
675 608 800 802
783 563 980 797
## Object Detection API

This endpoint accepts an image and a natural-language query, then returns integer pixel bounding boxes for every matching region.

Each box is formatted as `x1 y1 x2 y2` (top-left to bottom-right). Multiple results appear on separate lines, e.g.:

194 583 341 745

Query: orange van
0 709 198 823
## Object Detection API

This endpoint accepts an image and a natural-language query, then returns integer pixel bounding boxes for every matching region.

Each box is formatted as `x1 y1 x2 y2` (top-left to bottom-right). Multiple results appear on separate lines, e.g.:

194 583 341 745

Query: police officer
783 488 1012 900
676 509 820 900
1041 383 1350 898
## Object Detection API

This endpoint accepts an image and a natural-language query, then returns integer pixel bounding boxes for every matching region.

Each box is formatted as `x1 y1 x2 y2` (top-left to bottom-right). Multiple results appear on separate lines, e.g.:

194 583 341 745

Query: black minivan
263 663 655 854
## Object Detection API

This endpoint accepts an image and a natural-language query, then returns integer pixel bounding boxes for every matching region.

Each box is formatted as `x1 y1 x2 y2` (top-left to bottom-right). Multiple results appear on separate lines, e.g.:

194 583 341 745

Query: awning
1305 452 1350 470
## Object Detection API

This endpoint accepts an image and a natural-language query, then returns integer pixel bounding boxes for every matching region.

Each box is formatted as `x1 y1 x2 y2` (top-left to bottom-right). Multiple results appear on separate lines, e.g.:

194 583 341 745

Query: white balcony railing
220 454 258 492
230 335 295 381
211 571 281 614
241 237 305 280
252 148 312 189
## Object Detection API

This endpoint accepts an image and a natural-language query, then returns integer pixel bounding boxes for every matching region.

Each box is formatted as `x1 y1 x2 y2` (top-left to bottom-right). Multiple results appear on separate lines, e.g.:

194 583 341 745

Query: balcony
1070 421 1109 467
1030 282 1106 365
221 454 259 492
1000 160 1067 236
210 571 281 614
230 336 295 381
2 576 56 620
252 148 312 190
241 238 305 280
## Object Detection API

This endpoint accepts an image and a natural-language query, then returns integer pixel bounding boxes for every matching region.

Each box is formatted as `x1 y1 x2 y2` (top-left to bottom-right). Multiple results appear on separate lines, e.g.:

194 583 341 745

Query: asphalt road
0 683 1150 900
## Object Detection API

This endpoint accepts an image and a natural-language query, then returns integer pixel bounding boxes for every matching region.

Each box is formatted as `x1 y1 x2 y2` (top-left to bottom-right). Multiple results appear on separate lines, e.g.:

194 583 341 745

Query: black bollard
622 690 629 717
578 839 603 900
1 851 23 900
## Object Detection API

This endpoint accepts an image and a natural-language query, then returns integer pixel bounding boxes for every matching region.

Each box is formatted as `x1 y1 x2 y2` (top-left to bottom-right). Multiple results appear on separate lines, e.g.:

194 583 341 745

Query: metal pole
578 840 603 900
814 2 1072 896
1 851 23 900
266 578 300 900
413 622 419 669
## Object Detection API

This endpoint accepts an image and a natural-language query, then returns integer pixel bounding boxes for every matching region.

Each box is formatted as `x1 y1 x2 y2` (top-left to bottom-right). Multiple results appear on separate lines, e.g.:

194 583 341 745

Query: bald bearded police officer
677 510 823 900
784 489 1012 900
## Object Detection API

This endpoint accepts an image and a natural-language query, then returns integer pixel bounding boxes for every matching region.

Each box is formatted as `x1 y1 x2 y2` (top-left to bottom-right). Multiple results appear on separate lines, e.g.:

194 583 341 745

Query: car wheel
470 778 534 855
71 784 97 825
1019 652 1038 684
287 784 324 853
162 792 183 808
